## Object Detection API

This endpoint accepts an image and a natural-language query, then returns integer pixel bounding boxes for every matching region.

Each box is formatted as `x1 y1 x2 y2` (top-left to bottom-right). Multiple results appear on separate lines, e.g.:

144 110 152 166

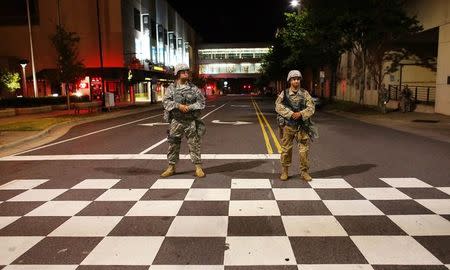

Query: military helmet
287 70 302 82
174 63 190 75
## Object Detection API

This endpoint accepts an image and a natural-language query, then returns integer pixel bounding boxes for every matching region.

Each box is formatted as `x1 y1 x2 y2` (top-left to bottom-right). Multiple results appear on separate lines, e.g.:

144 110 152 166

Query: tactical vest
170 83 201 121
277 88 318 139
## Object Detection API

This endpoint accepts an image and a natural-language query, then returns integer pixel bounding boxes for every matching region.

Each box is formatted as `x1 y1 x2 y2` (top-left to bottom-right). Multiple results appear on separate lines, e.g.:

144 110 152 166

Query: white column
435 22 450 115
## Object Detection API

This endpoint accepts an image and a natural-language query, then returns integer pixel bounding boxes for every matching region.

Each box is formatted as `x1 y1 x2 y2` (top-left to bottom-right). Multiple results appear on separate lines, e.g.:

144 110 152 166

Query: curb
0 105 162 152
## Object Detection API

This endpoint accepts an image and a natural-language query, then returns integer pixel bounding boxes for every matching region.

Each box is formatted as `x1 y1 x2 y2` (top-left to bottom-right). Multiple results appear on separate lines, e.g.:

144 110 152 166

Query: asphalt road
1 95 449 187
1 95 449 268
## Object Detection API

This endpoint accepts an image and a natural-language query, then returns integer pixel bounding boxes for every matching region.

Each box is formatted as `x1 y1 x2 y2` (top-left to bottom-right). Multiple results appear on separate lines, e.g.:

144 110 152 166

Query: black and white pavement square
0 176 449 269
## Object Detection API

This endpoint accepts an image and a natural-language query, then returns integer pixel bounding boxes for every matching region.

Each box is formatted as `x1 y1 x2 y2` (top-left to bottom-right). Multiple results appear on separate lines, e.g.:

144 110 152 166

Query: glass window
164 29 168 45
150 19 156 39
134 8 141 31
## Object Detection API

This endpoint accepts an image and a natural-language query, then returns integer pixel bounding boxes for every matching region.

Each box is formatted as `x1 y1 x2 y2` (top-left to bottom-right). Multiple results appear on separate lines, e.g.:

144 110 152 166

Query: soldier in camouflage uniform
275 70 317 181
161 63 206 178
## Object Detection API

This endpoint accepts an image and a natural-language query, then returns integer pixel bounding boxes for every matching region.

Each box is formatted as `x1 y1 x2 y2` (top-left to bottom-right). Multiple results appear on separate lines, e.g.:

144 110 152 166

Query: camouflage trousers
280 125 310 172
167 119 202 165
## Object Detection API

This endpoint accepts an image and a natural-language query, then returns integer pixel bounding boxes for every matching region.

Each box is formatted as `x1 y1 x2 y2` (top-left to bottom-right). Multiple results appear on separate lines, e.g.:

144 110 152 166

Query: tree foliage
0 70 21 93
340 0 423 103
262 0 430 105
50 25 85 108
50 25 85 85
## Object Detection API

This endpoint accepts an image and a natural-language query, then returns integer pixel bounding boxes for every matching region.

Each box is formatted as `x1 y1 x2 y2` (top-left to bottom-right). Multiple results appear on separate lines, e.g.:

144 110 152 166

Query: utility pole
96 0 105 106
26 0 38 97
57 0 61 26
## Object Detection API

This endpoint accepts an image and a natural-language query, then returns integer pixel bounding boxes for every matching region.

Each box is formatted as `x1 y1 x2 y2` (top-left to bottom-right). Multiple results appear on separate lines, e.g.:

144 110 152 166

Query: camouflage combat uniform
163 82 206 165
275 88 317 175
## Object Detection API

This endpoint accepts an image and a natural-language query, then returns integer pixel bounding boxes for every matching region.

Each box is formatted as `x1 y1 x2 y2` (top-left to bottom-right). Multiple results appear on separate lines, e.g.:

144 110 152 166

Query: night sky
167 0 290 43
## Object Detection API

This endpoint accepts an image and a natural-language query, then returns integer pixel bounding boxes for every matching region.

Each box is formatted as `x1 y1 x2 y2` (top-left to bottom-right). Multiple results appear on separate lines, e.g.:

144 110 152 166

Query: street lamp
290 0 301 14
19 59 29 96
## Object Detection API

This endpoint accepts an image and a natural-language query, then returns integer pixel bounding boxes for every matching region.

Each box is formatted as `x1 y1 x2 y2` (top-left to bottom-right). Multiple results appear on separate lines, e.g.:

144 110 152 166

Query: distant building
198 43 269 94
0 0 199 103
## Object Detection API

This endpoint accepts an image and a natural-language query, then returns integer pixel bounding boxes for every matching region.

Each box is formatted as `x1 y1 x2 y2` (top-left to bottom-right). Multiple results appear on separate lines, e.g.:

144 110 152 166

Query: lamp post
25 0 38 97
19 59 29 96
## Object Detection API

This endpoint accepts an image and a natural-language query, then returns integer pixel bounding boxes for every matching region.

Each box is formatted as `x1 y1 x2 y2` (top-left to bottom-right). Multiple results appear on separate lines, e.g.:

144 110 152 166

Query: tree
340 0 423 104
260 36 292 82
279 2 352 98
269 0 426 108
0 70 21 93
50 25 85 109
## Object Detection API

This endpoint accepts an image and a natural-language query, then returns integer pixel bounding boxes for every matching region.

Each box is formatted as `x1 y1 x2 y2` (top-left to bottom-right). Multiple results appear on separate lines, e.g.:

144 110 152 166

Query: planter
51 104 68 110
15 106 52 115
415 104 435 114
0 108 16 118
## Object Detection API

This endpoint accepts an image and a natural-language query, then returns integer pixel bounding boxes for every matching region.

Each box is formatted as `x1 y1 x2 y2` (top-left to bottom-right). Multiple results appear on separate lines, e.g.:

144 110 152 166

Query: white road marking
139 103 228 154
139 122 169 127
212 120 252 125
0 154 280 161
14 114 164 156
200 103 227 120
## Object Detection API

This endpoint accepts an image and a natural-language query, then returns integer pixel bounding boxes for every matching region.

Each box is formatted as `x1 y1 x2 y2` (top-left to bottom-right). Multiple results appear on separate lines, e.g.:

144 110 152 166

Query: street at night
1 96 449 268
1 0 450 269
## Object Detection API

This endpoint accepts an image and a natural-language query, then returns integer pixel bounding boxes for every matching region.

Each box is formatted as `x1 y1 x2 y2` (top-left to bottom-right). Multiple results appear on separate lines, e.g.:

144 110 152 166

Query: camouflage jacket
163 82 206 122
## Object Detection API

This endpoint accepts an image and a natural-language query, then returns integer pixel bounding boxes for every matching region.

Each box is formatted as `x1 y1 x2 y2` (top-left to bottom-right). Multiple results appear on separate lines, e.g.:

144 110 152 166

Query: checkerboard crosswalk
0 177 449 269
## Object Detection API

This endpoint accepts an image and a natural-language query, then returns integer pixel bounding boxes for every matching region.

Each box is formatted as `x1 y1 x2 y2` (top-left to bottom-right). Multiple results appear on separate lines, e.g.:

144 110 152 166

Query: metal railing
388 85 436 105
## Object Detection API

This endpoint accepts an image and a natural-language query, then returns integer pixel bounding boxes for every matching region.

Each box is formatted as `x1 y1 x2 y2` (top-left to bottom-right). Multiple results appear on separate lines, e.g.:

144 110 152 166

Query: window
134 8 141 31
142 14 149 29
164 29 168 45
157 24 163 42
150 19 156 40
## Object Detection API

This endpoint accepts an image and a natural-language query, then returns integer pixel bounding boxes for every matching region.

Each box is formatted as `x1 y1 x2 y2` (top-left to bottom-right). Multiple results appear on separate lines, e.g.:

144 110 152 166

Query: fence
388 85 435 104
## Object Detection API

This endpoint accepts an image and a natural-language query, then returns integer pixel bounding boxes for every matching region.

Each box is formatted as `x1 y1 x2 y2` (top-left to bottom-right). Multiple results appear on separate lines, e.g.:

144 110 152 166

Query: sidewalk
326 109 450 144
0 102 162 157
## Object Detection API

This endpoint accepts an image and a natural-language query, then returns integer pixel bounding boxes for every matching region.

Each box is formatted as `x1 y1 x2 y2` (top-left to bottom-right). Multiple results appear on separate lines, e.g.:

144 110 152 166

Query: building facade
407 0 450 115
0 0 198 103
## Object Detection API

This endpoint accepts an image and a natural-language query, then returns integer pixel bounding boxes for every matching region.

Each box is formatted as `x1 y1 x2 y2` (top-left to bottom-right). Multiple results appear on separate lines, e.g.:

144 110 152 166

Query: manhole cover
412 119 439 123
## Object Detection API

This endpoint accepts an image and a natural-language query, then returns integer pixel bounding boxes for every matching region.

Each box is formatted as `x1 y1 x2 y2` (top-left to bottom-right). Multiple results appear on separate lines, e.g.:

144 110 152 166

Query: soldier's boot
300 150 312 182
195 164 205 178
300 171 312 182
280 166 289 181
161 165 176 178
